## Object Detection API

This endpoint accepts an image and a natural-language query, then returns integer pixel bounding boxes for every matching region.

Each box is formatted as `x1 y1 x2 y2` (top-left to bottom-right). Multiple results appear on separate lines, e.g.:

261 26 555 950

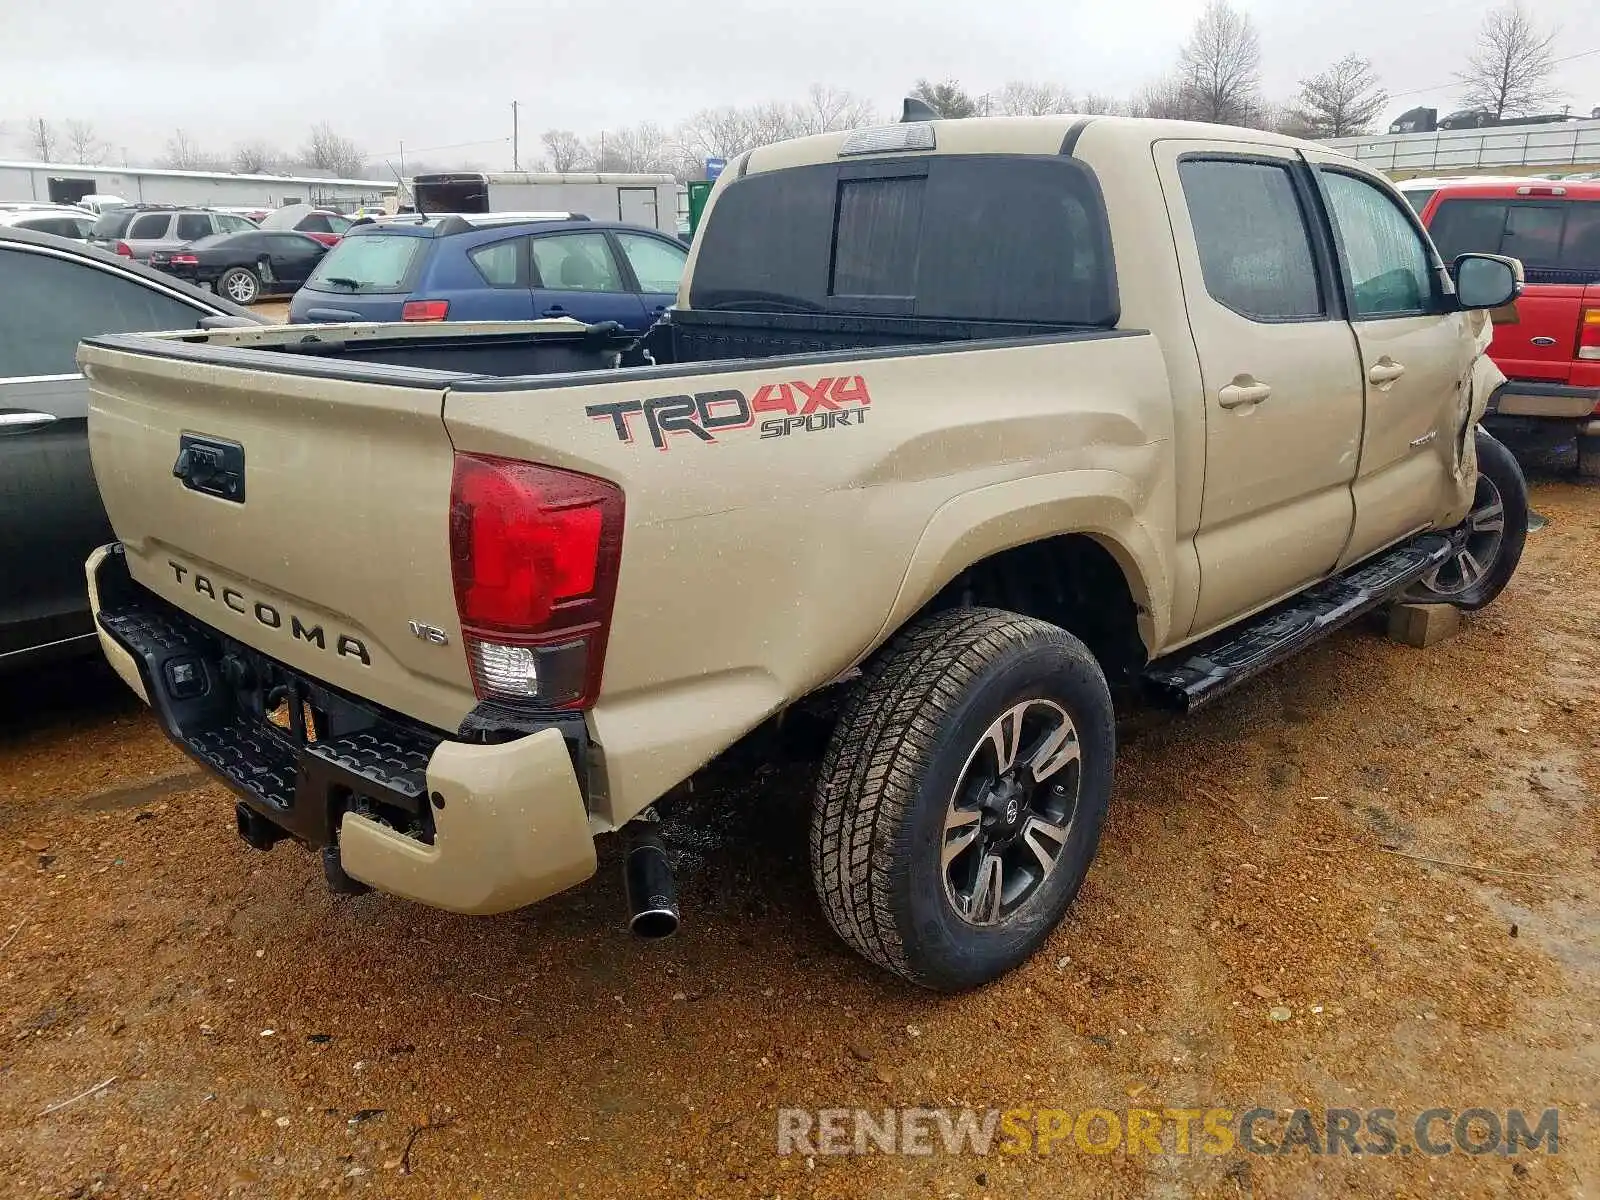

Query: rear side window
469 239 521 287
689 155 1118 326
0 247 203 378
1429 198 1600 281
176 213 212 241
90 211 133 238
299 213 333 234
218 214 256 233
306 234 423 292
1179 159 1323 320
127 213 171 239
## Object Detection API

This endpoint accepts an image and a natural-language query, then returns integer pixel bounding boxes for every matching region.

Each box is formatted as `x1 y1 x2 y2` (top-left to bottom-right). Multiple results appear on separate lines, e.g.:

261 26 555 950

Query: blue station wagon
287 214 689 330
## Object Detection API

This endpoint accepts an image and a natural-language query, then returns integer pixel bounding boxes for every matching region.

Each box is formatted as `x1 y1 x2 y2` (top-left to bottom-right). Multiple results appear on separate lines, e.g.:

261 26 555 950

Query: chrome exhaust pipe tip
624 835 679 939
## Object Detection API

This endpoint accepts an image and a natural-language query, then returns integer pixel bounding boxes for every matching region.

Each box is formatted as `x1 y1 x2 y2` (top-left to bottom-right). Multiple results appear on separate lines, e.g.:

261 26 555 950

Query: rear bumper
1486 379 1600 420
85 544 596 915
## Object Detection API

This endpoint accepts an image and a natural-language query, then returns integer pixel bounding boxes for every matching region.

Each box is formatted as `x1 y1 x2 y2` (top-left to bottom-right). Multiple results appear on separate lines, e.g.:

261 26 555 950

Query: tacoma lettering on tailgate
586 375 871 451
167 560 371 665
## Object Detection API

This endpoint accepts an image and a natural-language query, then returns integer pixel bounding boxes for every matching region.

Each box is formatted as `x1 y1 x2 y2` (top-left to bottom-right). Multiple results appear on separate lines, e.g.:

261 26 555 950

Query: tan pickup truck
80 114 1530 991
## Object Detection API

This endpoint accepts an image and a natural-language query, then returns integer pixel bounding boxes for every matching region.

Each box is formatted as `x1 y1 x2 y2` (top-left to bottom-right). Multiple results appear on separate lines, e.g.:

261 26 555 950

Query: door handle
1368 357 1406 386
1218 377 1272 409
541 306 567 317
0 411 59 435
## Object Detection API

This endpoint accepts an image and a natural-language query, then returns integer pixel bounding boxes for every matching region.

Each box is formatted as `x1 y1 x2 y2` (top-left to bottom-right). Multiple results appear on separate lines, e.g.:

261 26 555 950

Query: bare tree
996 81 1075 116
300 122 366 179
162 128 215 170
232 140 283 174
910 79 980 119
1454 2 1561 120
1128 76 1197 120
792 84 877 134
1176 0 1264 126
62 119 106 164
540 129 591 172
27 117 56 161
1291 55 1388 138
1075 92 1126 116
671 102 798 179
590 123 670 173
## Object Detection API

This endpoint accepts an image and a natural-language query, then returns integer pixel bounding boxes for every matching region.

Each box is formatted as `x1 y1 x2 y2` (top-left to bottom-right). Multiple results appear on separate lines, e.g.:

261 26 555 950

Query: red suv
1419 179 1600 475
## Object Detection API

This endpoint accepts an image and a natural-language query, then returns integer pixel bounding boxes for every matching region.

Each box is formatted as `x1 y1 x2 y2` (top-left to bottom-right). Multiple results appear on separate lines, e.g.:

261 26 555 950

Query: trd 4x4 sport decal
586 375 871 451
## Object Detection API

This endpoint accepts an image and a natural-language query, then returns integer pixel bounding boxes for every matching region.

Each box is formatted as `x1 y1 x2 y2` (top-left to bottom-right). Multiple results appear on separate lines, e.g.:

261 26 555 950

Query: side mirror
1454 253 1522 311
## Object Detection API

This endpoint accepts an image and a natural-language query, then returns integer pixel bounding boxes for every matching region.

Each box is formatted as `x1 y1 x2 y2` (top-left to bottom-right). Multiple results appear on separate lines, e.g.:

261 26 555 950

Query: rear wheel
810 608 1114 992
1405 427 1528 611
219 266 260 305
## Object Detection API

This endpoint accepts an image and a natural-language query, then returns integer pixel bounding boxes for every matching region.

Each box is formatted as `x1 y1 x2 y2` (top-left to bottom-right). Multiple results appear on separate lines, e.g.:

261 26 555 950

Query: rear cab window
306 233 425 293
689 155 1118 326
1429 195 1600 283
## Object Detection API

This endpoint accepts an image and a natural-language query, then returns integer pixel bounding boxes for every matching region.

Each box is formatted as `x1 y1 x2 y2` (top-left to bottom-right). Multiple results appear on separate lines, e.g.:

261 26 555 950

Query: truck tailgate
79 336 477 733
1489 282 1587 383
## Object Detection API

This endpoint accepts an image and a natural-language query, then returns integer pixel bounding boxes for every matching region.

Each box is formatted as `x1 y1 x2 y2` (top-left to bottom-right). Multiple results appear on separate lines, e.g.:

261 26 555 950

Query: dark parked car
259 203 352 247
287 214 688 330
150 230 331 305
0 226 264 670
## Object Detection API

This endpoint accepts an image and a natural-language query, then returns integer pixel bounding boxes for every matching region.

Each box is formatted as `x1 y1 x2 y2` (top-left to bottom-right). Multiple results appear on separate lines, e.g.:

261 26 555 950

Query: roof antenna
384 159 424 220
901 97 940 123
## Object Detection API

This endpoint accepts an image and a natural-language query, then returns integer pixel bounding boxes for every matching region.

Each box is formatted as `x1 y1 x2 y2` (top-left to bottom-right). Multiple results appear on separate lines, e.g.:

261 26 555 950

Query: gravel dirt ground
0 471 1595 1199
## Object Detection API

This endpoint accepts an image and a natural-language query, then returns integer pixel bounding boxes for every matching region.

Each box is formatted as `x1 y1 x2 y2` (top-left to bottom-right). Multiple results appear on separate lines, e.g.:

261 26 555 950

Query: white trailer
410 172 680 234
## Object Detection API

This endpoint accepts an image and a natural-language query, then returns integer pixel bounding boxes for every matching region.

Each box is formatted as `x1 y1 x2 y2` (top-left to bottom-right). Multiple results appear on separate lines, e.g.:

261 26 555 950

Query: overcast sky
2 0 1596 170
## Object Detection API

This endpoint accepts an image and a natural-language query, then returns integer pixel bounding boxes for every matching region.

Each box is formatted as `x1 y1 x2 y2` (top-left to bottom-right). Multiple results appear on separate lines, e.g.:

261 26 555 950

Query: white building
0 159 398 210
1324 118 1600 178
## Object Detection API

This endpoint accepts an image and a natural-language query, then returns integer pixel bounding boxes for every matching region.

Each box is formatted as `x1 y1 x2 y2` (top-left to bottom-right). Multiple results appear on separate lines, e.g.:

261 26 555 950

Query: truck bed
646 308 1100 365
113 310 1119 383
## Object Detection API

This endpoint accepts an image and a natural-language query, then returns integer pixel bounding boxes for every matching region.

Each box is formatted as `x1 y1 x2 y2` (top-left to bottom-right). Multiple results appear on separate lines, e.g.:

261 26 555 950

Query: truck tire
810 607 1113 992
1405 427 1528 611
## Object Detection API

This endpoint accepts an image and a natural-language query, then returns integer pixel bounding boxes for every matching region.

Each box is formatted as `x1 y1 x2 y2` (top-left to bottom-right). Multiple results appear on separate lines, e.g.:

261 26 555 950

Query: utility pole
512 101 520 171
398 140 405 178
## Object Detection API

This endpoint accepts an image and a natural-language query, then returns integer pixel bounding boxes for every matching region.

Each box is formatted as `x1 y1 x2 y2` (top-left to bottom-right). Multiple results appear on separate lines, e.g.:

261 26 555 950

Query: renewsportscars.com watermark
777 1106 1562 1158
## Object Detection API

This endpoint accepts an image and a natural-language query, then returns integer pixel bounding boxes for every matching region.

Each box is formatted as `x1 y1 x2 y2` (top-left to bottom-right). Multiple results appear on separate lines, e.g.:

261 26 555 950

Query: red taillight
170 253 198 266
402 299 449 322
114 241 133 257
449 453 624 709
1578 309 1600 361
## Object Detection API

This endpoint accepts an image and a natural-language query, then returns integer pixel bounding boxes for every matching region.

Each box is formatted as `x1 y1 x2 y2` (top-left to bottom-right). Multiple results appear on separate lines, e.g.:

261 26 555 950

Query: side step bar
1142 533 1455 712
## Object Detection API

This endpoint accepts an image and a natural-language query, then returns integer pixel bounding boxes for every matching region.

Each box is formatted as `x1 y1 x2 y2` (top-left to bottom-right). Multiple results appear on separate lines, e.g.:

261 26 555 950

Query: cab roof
739 114 1350 175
